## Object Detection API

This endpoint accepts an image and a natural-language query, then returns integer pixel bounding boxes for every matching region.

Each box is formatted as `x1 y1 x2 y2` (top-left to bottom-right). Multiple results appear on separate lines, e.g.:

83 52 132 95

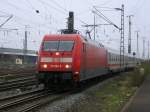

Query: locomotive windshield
43 41 74 51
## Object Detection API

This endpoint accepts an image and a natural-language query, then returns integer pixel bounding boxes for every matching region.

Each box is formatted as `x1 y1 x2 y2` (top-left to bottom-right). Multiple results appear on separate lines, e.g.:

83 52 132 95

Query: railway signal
61 12 78 34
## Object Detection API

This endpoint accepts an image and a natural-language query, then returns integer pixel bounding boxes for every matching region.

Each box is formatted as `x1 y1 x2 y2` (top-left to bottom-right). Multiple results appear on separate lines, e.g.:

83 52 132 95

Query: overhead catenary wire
93 8 110 24
26 0 36 10
37 0 67 15
0 25 42 48
1 8 61 34
37 0 90 32
0 1 43 20
69 0 73 11
94 7 114 25
0 15 13 28
1 0 63 30
1 0 89 34
132 0 144 15
63 0 67 11
98 0 114 6
50 0 68 12
0 9 58 35
130 0 145 32
26 0 40 13
93 6 120 30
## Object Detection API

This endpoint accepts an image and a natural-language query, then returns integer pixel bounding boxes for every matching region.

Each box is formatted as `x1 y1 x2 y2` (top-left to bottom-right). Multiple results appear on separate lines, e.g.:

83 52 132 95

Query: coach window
109 53 111 62
110 55 112 62
111 55 112 62
114 55 115 62
99 43 102 48
111 54 114 62
99 44 101 48
108 53 110 62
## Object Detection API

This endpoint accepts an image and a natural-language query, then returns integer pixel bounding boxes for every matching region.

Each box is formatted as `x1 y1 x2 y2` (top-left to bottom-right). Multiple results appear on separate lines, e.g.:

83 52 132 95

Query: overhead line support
127 15 134 54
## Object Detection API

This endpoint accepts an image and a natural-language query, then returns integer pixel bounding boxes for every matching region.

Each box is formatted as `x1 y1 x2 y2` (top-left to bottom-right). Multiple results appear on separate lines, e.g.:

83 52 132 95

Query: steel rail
0 90 52 110
0 77 37 91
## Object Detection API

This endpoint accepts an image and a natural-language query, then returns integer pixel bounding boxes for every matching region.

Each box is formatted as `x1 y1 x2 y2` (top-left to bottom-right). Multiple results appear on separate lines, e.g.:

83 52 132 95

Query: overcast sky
0 0 149 58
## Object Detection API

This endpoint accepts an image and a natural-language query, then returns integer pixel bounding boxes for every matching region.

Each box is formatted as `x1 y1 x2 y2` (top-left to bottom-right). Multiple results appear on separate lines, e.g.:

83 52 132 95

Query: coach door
82 43 87 79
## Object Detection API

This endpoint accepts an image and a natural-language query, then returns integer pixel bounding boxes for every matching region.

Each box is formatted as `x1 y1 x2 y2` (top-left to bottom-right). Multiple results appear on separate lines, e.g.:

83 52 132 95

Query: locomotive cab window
43 40 74 51
59 41 74 51
43 41 58 51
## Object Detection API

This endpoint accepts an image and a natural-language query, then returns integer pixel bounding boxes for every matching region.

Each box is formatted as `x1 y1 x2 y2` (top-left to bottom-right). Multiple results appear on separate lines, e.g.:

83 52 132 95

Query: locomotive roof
43 34 136 58
43 34 105 48
81 35 105 48
43 34 80 40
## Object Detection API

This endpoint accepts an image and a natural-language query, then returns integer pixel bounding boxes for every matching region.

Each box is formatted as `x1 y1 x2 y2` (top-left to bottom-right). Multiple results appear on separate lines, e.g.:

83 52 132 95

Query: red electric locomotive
36 11 138 88
36 34 109 87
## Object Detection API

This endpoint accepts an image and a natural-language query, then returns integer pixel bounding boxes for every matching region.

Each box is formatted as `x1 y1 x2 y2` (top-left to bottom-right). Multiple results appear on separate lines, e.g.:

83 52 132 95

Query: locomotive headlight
74 71 79 74
65 64 70 69
43 64 47 68
55 52 60 56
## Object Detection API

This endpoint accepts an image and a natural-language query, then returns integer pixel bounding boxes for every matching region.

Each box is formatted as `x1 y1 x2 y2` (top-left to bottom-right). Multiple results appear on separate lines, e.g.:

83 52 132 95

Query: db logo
50 65 61 68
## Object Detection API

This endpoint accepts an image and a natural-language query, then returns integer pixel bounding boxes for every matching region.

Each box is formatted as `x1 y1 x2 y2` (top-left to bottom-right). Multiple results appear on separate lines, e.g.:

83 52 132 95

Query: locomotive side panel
79 39 108 81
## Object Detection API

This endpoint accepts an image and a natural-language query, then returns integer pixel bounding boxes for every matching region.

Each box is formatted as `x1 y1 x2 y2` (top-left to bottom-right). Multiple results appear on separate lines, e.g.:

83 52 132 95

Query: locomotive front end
37 35 80 87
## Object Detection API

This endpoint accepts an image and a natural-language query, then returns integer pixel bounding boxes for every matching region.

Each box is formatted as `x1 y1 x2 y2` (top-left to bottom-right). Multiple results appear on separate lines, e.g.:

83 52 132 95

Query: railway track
0 89 67 112
0 66 36 84
0 89 48 109
0 71 128 112
16 73 123 112
0 76 38 91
